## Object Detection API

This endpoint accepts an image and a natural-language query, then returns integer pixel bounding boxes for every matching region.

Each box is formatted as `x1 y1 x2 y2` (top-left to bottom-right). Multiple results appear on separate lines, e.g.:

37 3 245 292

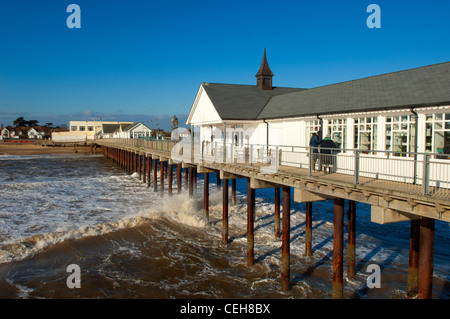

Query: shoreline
0 142 95 156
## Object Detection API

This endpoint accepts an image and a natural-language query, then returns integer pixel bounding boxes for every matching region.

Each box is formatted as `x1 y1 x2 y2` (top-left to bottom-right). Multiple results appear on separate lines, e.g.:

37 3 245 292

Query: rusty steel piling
408 219 420 297
177 164 182 194
305 201 312 257
247 178 255 266
204 172 209 222
418 217 435 299
281 186 291 292
274 187 281 238
223 179 229 245
332 198 344 299
347 200 356 278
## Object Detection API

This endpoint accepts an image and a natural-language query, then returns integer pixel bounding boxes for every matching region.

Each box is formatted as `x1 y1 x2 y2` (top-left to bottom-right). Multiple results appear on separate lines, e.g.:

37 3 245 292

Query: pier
96 137 450 299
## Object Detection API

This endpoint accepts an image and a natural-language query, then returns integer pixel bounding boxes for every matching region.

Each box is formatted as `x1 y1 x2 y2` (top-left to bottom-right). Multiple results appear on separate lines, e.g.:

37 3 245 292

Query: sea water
0 153 449 299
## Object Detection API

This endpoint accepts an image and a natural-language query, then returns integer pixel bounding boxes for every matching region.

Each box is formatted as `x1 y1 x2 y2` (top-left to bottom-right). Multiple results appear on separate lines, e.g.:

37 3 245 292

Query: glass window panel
426 123 433 152
435 131 445 154
436 113 443 121
360 132 370 150
373 125 378 150
436 122 443 130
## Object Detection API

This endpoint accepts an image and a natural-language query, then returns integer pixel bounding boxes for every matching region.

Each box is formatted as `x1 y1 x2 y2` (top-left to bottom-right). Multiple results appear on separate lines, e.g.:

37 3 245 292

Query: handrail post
230 142 234 164
214 142 217 162
422 153 430 195
308 147 312 176
354 150 360 185
275 145 279 172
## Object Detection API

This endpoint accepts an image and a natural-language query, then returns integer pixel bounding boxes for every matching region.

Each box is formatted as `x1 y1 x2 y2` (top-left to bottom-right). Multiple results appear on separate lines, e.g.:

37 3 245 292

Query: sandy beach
0 142 95 156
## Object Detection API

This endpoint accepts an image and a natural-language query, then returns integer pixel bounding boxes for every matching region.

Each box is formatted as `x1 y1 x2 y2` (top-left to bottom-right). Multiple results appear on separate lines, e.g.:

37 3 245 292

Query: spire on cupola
255 48 274 90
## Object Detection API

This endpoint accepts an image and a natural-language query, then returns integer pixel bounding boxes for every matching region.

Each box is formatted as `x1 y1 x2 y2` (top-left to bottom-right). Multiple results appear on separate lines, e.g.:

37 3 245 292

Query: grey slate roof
201 82 306 120
102 124 121 134
122 123 138 132
258 61 450 119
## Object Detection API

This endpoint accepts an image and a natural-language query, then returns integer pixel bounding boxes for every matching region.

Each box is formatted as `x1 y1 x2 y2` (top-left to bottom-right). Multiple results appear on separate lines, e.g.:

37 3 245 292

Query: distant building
52 121 133 142
112 122 152 139
27 126 52 140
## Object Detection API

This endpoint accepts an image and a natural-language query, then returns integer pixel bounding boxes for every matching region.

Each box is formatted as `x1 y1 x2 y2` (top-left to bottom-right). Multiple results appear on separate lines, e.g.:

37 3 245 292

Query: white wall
188 86 222 126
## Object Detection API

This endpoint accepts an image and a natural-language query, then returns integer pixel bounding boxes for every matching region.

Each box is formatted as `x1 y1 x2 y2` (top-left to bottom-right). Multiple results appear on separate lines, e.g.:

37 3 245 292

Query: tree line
11 117 67 129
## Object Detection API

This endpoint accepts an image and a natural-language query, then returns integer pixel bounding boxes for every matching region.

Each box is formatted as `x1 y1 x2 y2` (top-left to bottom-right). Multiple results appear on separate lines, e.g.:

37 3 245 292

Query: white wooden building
112 122 152 139
187 51 450 187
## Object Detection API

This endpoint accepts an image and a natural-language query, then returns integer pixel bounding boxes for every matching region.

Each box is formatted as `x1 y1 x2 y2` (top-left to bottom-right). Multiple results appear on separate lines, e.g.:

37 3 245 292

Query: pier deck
95 138 450 223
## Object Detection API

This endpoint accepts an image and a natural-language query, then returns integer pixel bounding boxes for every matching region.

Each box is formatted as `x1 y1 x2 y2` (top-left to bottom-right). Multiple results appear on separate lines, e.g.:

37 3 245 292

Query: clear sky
1 0 449 130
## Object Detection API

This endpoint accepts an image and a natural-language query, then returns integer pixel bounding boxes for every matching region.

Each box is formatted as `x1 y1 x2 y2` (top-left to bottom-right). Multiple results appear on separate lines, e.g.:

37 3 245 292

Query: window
354 117 377 152
79 126 86 131
425 112 450 158
71 126 77 131
327 118 347 149
87 126 94 132
385 115 416 156
305 120 321 146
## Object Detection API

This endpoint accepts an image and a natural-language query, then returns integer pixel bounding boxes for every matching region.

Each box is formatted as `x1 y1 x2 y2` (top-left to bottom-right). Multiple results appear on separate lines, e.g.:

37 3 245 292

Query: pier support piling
281 186 291 292
177 164 182 194
247 178 255 266
231 179 236 206
193 167 197 195
142 155 146 184
204 173 209 222
223 179 229 245
347 200 356 278
274 187 281 238
407 219 420 297
168 163 173 196
147 156 151 188
153 159 158 192
160 160 164 197
418 217 435 299
217 173 221 190
333 198 344 299
305 201 312 257
189 168 193 198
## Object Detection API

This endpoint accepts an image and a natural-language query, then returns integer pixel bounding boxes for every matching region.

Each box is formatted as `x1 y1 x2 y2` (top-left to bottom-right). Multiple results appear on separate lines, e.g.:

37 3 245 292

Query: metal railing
96 138 450 198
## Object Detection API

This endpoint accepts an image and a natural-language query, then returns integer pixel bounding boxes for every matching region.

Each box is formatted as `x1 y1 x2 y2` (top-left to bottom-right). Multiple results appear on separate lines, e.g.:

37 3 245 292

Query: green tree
13 117 27 127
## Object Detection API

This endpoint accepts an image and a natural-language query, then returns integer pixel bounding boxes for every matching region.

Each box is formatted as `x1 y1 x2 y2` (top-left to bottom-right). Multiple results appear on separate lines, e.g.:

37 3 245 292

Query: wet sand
0 142 94 156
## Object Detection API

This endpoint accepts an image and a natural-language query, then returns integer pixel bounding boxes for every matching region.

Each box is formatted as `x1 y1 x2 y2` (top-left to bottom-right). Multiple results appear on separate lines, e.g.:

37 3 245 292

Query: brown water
0 154 449 300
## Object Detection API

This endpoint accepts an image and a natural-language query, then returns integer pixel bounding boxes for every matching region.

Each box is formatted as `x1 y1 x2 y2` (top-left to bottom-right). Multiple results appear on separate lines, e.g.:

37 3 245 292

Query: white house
27 127 49 139
186 50 450 186
112 122 152 139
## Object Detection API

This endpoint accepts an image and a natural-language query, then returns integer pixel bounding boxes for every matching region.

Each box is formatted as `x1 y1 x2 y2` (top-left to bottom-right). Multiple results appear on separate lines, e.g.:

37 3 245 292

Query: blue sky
1 0 449 130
